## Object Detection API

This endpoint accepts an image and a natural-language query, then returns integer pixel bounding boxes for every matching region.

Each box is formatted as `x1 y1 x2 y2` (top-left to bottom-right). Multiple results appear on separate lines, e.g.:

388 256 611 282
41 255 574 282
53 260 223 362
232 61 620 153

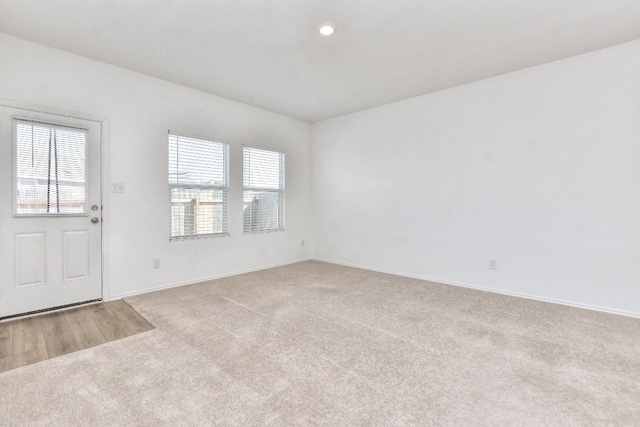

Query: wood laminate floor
0 300 153 373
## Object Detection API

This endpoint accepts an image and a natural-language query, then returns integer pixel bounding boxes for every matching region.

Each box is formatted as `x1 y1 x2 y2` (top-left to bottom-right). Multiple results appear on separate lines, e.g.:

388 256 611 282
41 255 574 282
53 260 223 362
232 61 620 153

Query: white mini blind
15 120 87 215
169 133 229 240
243 146 285 233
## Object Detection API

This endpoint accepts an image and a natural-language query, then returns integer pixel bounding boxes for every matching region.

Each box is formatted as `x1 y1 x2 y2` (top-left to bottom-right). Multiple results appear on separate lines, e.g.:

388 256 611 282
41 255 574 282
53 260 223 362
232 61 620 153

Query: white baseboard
312 257 640 319
110 255 640 319
110 257 312 300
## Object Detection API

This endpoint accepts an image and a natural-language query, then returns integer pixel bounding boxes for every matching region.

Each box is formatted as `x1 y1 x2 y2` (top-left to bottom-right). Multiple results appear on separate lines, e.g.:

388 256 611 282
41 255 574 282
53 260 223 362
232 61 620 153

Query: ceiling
1 0 640 122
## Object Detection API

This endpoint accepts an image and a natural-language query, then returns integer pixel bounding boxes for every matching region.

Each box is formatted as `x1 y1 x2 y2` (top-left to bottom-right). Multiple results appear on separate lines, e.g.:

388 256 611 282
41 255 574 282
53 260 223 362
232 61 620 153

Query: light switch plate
111 182 125 193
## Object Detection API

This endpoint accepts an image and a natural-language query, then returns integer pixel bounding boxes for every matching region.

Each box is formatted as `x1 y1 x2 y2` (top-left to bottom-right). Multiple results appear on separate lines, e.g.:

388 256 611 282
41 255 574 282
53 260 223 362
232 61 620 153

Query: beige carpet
1 261 639 425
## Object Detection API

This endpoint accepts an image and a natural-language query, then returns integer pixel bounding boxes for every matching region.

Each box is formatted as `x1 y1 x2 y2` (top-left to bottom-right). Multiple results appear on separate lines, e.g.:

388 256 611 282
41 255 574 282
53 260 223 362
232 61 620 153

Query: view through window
169 133 229 240
15 121 87 215
243 146 285 233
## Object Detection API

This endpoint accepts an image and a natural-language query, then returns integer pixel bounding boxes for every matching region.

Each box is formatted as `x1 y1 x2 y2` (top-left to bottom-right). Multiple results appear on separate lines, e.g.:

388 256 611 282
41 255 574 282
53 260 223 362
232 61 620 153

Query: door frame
0 98 112 303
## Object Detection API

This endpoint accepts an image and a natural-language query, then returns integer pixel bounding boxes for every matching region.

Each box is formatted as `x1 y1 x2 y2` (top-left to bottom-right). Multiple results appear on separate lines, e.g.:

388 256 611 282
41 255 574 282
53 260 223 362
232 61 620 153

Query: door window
14 120 88 216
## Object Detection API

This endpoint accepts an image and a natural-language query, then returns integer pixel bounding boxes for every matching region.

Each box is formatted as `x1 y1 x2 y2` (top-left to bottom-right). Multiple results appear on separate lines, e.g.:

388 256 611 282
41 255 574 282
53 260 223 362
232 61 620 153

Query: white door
0 106 102 318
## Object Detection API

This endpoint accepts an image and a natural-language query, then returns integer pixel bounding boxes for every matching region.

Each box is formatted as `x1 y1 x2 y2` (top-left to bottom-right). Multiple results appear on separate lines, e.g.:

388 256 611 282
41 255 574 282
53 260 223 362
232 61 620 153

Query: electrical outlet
489 259 497 270
111 182 125 193
153 258 160 269
301 240 305 247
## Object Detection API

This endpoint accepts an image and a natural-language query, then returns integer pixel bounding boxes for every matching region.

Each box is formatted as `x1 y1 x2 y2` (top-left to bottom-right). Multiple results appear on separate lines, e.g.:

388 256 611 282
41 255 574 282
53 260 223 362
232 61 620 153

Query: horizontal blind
169 133 228 239
15 120 87 215
243 146 285 233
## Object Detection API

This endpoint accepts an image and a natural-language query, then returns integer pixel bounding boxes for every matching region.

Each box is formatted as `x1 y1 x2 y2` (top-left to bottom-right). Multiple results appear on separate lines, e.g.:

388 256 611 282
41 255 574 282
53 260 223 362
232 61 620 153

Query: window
243 146 285 233
14 120 88 216
169 133 228 240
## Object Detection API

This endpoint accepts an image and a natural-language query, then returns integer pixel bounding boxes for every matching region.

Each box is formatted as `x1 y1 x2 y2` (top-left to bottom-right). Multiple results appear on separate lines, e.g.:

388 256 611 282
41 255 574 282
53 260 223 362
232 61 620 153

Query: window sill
170 232 229 242
243 228 285 235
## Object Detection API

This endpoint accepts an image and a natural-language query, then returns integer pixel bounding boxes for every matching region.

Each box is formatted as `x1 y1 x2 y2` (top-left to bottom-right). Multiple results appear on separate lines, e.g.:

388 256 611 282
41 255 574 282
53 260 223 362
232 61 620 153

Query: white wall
0 33 311 298
311 40 640 316
3 31 639 316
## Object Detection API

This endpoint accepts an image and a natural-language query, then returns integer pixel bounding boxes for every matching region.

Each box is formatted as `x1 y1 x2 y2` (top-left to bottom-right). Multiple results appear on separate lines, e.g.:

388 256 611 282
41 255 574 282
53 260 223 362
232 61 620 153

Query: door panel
0 106 102 318
14 232 47 287
63 230 90 281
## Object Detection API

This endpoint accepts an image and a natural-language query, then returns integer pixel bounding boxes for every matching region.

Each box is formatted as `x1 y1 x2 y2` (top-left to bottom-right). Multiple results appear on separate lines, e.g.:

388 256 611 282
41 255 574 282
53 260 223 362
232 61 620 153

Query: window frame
168 131 230 241
242 145 285 234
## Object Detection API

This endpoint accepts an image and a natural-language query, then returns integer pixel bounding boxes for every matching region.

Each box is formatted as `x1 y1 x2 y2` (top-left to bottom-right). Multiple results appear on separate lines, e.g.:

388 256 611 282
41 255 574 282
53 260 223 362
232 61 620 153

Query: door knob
91 217 100 224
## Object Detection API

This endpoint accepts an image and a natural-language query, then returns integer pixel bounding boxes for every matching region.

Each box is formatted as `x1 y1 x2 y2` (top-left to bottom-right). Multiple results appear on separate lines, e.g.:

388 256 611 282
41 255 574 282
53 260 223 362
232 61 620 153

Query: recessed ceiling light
317 23 335 36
